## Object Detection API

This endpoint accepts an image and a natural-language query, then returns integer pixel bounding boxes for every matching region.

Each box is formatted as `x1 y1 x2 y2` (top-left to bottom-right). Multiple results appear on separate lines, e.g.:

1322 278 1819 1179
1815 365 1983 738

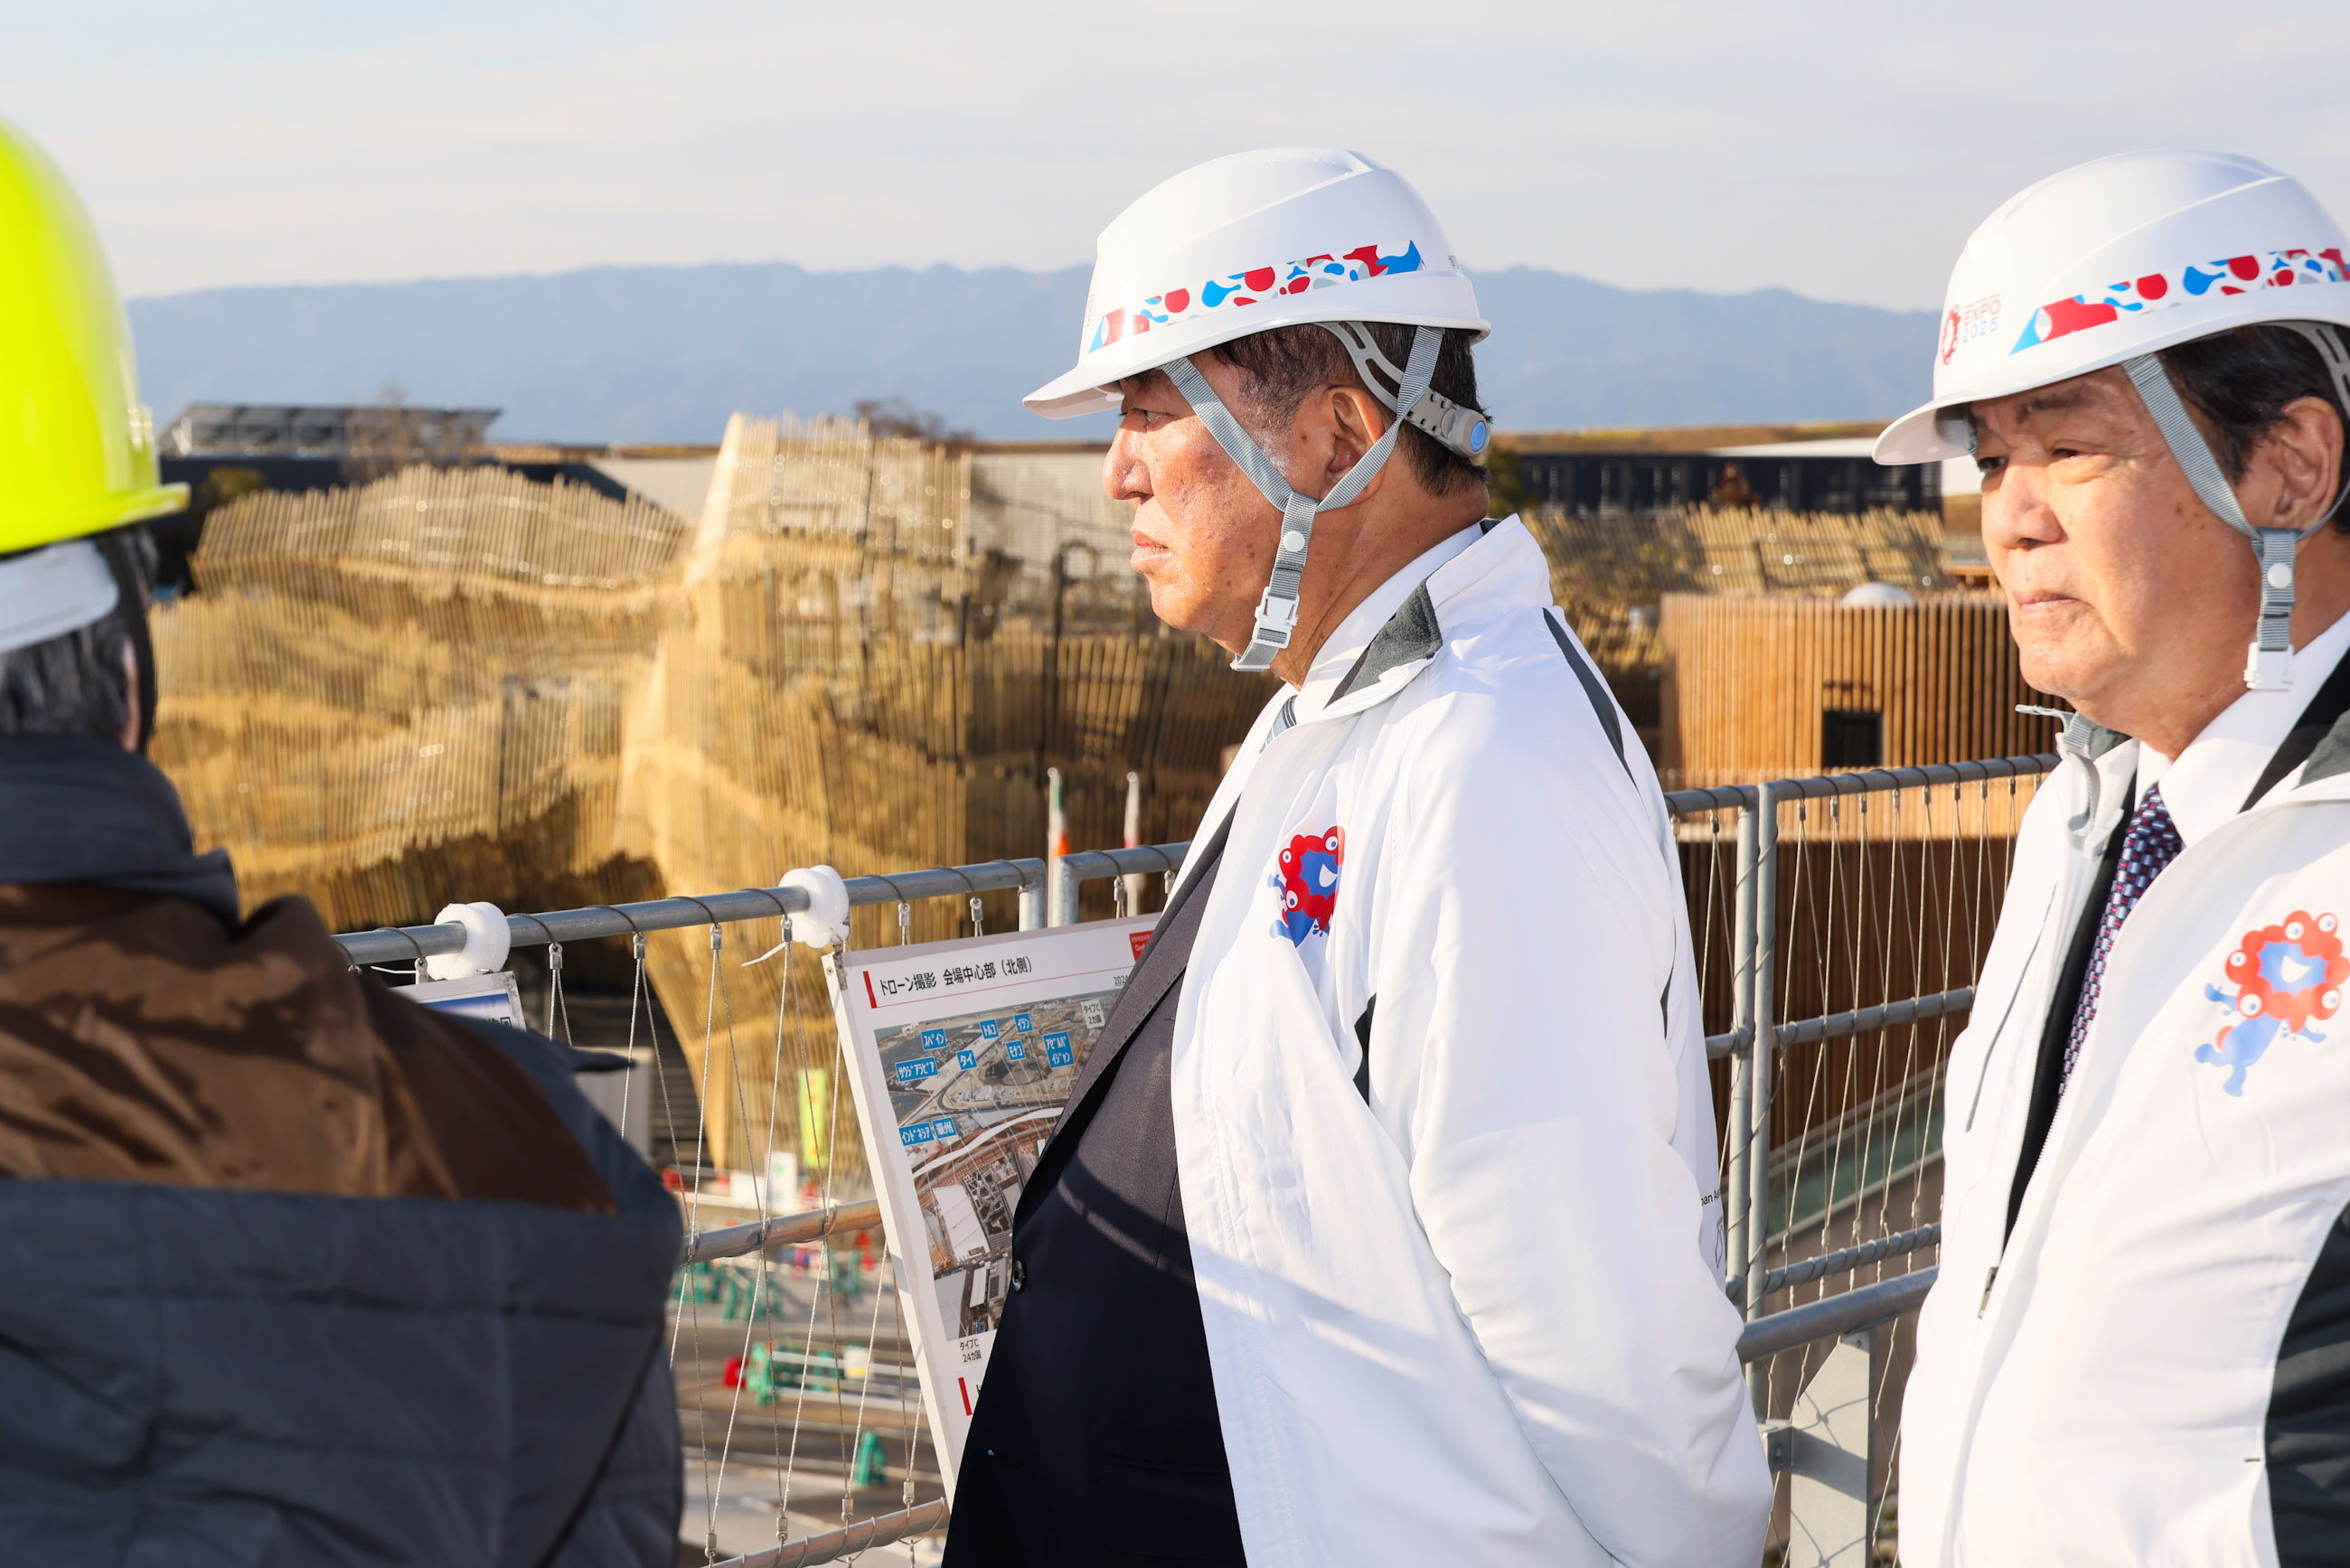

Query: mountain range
127 262 1939 445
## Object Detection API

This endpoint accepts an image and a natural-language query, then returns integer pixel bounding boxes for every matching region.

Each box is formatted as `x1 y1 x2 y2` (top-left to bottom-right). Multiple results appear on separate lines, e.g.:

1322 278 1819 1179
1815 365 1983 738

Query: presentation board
826 916 1154 1490
398 970 526 1027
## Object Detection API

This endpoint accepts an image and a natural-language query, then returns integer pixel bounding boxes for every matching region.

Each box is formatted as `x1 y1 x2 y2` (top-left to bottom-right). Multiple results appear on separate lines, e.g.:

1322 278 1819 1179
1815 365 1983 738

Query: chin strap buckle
2246 529 2299 691
2248 643 2295 690
1250 588 1299 644
1231 589 1298 671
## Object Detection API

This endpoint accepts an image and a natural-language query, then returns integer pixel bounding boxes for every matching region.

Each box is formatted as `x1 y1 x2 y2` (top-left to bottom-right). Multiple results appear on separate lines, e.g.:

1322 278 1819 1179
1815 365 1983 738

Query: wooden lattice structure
152 465 690 934
153 447 2008 1171
1524 505 1956 750
1658 593 2057 790
152 424 1271 1173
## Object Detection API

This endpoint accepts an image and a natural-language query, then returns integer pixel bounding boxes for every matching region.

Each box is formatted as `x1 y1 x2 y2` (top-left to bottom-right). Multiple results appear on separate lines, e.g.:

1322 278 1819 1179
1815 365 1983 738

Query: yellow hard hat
0 115 185 556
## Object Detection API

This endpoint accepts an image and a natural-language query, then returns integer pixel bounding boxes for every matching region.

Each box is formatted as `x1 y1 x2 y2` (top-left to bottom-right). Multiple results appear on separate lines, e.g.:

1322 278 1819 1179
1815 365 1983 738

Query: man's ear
2261 394 2346 532
1321 385 1389 492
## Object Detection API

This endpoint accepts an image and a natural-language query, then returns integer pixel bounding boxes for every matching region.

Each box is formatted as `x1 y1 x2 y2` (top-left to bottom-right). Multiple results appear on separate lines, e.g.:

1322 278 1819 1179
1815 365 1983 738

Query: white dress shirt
2138 606 2350 844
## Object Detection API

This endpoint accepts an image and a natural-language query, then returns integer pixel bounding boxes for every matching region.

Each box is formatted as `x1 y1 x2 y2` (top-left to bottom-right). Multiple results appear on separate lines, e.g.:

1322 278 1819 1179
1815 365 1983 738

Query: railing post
1767 1326 1879 1567
1045 766 1069 927
1123 770 1147 916
1747 782 1780 1338
1053 858 1084 928
1019 864 1046 932
1725 795 1758 1310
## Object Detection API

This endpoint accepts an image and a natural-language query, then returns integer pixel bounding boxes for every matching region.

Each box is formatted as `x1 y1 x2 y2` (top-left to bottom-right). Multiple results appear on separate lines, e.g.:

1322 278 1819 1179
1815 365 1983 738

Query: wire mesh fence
1668 756 2053 1562
334 751 2053 1565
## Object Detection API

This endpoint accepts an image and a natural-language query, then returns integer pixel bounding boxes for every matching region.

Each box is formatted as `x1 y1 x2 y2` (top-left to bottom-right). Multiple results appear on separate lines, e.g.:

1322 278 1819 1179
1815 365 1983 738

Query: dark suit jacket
944 817 1245 1566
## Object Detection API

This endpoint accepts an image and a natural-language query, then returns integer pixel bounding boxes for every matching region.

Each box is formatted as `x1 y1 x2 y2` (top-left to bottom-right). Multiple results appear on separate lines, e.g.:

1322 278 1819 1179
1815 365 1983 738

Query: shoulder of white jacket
1312 519 1553 718
1425 515 1550 627
1377 625 1651 824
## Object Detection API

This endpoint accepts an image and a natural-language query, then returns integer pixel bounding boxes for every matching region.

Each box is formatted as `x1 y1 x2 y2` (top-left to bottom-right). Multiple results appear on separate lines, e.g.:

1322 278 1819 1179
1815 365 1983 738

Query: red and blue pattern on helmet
2011 247 2350 355
1088 242 1426 351
1268 825 1345 946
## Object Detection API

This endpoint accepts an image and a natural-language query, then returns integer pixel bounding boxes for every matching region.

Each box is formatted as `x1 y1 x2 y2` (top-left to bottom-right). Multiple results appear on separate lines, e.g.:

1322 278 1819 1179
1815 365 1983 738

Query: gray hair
0 527 155 740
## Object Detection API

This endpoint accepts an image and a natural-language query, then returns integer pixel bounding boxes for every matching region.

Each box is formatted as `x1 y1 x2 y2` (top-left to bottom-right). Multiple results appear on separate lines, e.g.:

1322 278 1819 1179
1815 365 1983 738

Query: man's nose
1104 427 1150 503
1984 465 2063 554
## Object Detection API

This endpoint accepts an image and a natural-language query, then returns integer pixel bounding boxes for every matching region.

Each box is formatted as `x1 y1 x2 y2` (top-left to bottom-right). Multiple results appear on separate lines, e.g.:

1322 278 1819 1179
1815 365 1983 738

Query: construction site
149 414 2026 1123
22 10 2350 1559
143 405 2045 1564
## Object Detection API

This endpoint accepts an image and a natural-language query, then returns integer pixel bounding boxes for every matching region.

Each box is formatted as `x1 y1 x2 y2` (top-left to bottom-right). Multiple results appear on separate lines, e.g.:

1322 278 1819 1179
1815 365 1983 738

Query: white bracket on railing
424 901 510 980
779 866 850 947
1764 1326 1877 1567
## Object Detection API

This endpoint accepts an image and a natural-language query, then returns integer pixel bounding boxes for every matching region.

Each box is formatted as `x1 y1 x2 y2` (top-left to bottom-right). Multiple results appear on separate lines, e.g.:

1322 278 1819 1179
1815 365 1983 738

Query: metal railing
682 1252 1948 1568
333 845 1196 971
1666 755 2053 1327
1677 753 2053 1564
711 1499 951 1568
343 751 2054 1566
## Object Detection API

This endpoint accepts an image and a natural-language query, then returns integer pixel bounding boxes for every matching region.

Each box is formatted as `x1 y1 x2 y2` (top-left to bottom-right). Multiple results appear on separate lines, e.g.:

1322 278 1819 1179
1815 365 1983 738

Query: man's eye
1975 455 2006 478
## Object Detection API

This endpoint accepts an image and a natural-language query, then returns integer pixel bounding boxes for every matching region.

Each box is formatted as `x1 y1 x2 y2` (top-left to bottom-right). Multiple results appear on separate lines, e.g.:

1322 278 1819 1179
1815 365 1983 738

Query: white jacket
1167 518 1770 1568
1904 613 2350 1566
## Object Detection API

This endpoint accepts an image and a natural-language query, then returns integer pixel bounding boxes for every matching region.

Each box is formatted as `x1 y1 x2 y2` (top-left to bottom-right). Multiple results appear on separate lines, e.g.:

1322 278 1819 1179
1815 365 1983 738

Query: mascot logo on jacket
1269 826 1345 945
2197 910 2347 1095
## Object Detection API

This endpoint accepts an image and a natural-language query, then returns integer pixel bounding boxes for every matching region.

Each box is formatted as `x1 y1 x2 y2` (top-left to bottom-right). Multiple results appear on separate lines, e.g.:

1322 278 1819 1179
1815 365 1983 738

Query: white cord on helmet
1163 324 1445 674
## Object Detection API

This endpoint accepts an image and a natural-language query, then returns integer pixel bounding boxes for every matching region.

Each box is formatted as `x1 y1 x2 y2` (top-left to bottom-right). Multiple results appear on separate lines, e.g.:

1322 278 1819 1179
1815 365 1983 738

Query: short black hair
0 526 155 741
1203 322 1488 501
2159 324 2350 533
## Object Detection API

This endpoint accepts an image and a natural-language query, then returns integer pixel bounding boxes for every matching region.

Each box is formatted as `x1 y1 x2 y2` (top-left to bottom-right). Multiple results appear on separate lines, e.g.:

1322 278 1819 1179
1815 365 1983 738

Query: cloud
8 0 2350 309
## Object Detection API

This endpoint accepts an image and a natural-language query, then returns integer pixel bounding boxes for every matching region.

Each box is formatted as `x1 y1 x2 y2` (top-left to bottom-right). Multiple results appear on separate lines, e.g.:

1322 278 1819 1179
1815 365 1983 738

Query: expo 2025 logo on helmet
1268 826 1344 946
2195 910 2348 1095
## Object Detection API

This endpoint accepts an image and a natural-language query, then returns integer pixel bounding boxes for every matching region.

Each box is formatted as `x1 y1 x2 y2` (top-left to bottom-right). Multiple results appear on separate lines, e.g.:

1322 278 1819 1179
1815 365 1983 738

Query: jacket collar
0 735 240 930
2040 710 2134 850
2045 701 2350 869
2286 707 2350 803
2142 606 2350 841
1290 516 1549 728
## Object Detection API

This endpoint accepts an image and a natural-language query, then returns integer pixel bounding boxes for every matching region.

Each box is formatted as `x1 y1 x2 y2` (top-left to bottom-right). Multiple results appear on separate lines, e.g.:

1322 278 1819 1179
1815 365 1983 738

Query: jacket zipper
1973 797 2145 1318
1967 861 2086 1319
1962 884 2058 1135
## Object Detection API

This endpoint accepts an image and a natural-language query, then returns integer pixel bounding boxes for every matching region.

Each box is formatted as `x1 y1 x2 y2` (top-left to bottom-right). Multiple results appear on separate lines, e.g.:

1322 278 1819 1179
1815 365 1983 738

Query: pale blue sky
6 0 2349 311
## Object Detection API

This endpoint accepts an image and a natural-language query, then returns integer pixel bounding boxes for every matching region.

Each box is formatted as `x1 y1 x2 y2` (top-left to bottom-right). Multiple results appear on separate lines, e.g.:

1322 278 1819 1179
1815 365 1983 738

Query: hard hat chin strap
1163 324 1443 674
1320 322 1492 459
2124 331 2350 691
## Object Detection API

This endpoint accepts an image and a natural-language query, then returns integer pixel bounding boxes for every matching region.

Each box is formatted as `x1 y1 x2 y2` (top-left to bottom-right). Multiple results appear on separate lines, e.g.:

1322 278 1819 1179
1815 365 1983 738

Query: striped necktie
2061 784 2183 1094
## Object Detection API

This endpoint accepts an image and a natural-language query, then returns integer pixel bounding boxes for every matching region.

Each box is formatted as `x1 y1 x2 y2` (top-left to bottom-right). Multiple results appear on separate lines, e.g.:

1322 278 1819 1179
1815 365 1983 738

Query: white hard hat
1025 147 1489 418
1875 150 2350 465
1033 148 1492 675
1878 150 2350 691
